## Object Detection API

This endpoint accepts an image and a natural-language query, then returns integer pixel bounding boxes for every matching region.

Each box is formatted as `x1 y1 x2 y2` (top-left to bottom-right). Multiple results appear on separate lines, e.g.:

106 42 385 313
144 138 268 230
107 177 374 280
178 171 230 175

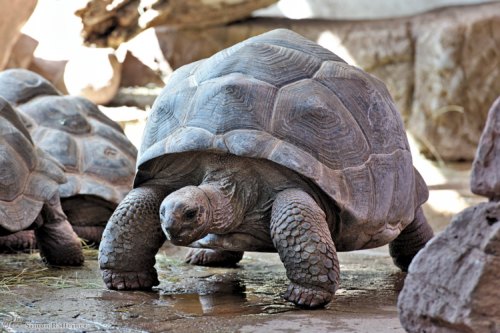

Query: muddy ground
0 154 485 332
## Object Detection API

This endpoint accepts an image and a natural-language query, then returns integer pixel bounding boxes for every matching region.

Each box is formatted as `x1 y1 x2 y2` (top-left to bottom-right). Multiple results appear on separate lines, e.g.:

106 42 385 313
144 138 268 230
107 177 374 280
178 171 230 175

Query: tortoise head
159 186 211 246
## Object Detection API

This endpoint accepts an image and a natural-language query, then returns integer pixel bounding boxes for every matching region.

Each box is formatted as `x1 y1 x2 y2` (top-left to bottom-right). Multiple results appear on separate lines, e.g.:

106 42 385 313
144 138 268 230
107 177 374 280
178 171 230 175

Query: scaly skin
185 248 244 267
36 197 84 266
389 207 434 271
99 186 168 290
271 189 339 308
0 230 36 253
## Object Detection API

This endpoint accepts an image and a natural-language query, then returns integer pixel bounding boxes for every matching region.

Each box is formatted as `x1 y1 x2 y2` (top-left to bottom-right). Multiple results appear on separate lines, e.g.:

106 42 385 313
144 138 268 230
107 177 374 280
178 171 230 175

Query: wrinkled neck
198 175 255 234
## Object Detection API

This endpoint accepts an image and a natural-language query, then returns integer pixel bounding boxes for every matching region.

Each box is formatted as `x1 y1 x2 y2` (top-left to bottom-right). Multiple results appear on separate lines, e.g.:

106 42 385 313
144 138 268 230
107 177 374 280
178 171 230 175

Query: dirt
0 157 484 333
0 246 405 333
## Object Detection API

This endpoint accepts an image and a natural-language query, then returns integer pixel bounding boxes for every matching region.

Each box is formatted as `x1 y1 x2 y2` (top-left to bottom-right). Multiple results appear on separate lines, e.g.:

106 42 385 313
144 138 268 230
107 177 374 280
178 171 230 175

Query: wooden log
75 0 278 48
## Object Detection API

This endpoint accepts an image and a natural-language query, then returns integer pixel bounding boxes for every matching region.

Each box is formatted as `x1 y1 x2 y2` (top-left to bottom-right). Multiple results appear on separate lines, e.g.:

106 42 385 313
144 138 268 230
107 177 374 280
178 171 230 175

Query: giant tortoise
99 29 434 308
0 96 83 265
0 69 137 247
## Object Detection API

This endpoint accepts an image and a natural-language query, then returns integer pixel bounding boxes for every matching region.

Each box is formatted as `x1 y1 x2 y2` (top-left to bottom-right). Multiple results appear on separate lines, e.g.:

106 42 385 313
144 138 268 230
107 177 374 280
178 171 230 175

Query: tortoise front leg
389 207 434 271
271 189 339 308
99 186 168 290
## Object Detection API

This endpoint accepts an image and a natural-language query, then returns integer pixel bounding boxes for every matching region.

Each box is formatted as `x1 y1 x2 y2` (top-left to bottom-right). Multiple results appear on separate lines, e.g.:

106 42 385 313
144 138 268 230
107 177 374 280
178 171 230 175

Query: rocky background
398 96 500 333
1 0 499 159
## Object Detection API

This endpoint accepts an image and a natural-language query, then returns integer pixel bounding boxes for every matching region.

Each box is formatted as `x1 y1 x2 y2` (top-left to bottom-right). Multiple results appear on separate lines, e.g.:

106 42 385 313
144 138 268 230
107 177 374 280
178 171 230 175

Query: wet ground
1 246 406 333
0 128 486 332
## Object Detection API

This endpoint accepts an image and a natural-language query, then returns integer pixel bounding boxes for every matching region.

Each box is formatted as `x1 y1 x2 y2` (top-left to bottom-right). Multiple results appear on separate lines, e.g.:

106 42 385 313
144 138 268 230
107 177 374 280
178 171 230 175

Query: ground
0 140 485 333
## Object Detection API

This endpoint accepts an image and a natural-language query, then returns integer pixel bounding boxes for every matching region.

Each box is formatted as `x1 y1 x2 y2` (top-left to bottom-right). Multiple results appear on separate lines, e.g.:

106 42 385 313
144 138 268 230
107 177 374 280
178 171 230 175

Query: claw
284 283 332 309
101 269 158 291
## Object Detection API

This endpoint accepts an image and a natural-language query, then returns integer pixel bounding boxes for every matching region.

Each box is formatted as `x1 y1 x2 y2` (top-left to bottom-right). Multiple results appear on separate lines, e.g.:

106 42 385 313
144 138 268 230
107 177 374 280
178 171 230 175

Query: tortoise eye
184 209 198 220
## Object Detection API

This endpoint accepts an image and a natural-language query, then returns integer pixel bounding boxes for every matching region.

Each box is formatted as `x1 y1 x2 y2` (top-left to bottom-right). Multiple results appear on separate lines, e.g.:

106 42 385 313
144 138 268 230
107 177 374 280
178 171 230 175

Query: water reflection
159 279 250 316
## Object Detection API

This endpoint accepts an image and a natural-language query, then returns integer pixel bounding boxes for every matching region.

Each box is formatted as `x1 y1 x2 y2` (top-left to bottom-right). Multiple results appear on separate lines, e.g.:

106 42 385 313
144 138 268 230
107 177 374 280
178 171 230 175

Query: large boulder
398 202 500 333
410 5 500 161
398 95 500 332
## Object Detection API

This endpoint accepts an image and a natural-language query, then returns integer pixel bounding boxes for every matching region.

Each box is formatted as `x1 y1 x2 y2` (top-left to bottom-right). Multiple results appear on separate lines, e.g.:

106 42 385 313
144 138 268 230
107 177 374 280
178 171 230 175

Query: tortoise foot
185 249 243 267
101 269 159 290
0 230 37 253
390 207 433 272
284 283 332 309
392 255 414 272
43 251 84 267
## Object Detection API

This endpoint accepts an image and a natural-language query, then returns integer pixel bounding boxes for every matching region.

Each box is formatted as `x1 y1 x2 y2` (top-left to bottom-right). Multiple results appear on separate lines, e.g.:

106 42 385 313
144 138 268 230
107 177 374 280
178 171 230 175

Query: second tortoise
0 69 137 248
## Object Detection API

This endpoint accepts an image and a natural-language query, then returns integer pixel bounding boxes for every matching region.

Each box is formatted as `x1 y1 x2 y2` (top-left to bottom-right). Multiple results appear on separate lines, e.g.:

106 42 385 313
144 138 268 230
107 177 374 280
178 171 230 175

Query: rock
0 0 37 69
76 0 278 48
471 97 500 200
120 51 164 87
5 34 38 69
28 57 68 94
155 2 500 161
410 5 500 161
398 201 500 333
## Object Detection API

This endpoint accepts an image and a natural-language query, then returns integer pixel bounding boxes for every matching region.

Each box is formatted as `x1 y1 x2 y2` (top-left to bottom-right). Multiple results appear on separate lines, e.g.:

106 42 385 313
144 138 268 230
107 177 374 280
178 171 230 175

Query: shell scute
81 137 135 184
188 73 277 134
0 143 29 201
194 42 322 87
0 69 59 106
314 61 409 154
20 96 92 135
32 128 79 171
272 78 371 170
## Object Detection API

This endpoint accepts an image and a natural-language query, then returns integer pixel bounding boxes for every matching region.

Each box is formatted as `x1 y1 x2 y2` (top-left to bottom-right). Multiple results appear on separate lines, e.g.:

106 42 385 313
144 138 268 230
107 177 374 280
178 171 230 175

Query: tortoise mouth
162 221 206 246
160 207 209 246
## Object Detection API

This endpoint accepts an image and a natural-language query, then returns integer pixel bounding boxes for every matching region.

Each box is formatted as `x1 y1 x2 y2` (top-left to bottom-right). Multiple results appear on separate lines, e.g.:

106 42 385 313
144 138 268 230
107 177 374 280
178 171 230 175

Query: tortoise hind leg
99 186 168 290
71 226 105 246
389 207 434 271
35 196 84 266
62 196 115 246
271 189 339 308
185 249 244 267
